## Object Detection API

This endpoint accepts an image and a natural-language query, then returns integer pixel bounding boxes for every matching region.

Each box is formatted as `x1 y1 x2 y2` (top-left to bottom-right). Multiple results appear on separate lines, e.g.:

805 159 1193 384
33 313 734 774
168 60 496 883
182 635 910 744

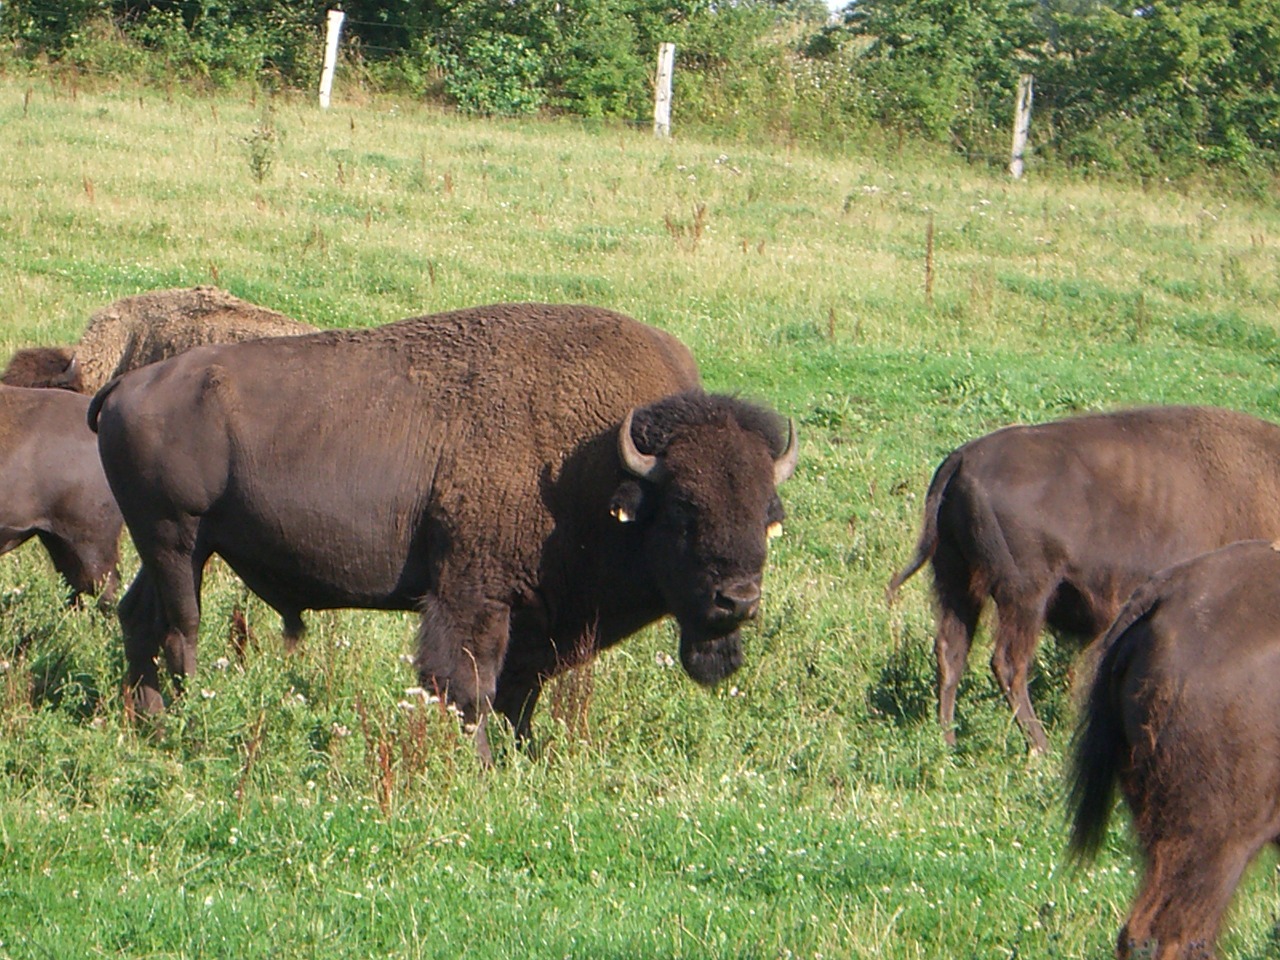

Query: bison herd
5 286 1278 957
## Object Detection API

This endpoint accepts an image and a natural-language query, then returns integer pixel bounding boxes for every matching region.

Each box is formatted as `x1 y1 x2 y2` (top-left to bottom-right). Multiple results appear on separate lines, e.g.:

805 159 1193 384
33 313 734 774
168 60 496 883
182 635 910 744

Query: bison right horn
618 408 669 482
773 418 799 485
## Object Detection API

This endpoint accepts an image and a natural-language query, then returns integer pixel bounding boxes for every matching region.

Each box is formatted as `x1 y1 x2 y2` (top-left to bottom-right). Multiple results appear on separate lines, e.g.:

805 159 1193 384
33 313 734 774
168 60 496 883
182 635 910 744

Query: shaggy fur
0 346 82 390
1069 540 1280 959
73 286 314 392
888 406 1280 752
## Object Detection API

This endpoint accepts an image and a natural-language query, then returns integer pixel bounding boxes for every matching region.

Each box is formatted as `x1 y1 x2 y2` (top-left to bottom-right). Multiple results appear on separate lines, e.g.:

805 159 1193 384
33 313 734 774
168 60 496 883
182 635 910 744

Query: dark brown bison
1 286 313 393
887 405 1280 752
0 347 82 390
0 385 122 604
1069 539 1280 959
90 303 797 761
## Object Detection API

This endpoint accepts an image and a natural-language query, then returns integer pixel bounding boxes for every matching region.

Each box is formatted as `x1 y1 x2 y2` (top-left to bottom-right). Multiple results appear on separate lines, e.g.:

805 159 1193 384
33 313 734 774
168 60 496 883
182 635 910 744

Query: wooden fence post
319 9 345 110
1009 74 1033 179
653 43 676 138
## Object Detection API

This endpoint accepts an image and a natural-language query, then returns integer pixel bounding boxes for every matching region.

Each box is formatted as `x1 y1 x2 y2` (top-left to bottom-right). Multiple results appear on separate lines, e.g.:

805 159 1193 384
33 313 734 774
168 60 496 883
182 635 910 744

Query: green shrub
442 32 545 116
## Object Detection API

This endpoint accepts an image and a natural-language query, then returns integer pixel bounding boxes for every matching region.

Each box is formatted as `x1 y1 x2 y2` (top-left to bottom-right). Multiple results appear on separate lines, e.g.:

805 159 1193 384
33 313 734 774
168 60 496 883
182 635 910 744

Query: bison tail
86 375 124 434
886 450 963 606
1066 594 1157 863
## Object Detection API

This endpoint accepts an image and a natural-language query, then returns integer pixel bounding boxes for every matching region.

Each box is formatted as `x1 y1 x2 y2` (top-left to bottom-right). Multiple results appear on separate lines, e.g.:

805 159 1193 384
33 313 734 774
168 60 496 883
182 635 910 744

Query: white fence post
1009 74 1033 179
319 9 345 110
653 43 675 138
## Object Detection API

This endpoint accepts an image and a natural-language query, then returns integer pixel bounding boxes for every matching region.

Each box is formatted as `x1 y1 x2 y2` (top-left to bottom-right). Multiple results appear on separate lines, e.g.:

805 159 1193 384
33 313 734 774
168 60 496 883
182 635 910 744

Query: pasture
2 74 1280 958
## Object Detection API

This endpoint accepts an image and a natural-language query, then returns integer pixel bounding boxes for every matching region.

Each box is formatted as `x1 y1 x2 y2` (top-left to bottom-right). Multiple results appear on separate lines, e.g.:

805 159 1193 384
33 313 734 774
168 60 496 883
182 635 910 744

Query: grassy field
2 73 1280 958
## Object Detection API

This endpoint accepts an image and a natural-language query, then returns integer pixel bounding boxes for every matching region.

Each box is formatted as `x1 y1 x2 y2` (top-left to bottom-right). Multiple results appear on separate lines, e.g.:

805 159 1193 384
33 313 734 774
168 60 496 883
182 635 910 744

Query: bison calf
90 303 797 762
888 406 1280 752
1069 539 1280 959
0 385 121 604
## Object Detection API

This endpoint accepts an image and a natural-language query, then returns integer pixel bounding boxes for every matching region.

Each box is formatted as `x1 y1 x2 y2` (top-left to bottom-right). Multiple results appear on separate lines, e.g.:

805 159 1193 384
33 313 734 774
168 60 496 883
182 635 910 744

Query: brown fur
0 346 82 390
888 406 1280 752
1069 540 1280 959
72 286 314 393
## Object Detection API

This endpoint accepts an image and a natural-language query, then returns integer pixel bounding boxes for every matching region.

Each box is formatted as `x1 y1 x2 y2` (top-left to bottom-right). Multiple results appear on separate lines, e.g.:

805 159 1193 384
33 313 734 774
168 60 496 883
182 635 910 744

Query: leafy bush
442 32 545 116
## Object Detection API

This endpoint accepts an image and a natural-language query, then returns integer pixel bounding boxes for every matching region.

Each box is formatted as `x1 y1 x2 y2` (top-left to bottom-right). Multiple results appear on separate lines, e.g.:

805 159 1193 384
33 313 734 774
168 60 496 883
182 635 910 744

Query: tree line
4 0 1277 179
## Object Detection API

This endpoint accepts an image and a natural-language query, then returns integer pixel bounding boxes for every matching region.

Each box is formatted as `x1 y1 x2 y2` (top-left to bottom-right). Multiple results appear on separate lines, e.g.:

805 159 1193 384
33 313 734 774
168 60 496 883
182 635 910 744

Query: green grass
3 76 1280 958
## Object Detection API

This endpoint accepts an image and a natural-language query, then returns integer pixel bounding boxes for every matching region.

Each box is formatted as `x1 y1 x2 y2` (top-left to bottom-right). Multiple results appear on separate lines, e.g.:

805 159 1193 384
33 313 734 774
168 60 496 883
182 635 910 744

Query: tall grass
2 76 1280 958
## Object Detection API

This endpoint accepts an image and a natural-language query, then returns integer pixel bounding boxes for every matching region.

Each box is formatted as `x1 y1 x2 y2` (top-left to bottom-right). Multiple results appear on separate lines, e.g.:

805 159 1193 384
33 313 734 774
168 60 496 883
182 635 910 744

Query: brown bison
887 405 1280 752
1069 539 1280 959
0 385 122 604
90 303 797 761
1 286 313 393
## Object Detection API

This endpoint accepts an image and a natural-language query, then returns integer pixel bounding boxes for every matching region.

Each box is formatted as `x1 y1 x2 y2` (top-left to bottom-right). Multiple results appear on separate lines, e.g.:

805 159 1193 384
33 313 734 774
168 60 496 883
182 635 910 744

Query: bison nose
714 580 761 621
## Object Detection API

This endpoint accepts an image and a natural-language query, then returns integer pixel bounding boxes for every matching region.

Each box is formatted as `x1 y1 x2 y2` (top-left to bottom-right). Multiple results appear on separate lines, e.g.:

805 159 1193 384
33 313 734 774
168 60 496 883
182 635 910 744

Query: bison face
614 403 797 686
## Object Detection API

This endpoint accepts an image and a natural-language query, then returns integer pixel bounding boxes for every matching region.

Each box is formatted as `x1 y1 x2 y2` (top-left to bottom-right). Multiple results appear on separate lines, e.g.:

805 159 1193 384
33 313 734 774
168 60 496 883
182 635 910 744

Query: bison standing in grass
0 385 121 605
888 405 1280 752
1069 539 1280 959
90 303 797 762
1 286 313 393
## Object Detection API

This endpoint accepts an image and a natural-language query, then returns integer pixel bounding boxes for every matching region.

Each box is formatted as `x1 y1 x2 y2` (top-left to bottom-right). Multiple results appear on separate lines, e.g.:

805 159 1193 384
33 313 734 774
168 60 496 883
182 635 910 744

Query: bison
0 385 122 605
90 303 797 761
887 405 1280 752
1 286 314 393
1069 539 1280 959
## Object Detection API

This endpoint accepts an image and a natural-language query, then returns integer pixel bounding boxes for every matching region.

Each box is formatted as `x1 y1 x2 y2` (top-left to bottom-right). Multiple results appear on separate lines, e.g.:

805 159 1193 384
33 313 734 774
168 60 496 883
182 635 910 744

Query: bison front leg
414 593 511 766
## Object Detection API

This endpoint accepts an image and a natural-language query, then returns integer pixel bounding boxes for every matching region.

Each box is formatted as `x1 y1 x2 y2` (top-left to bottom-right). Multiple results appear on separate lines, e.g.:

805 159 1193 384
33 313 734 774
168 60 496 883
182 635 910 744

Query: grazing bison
1 286 313 394
887 405 1280 752
91 303 797 761
1 346 82 390
1069 539 1280 959
0 385 121 604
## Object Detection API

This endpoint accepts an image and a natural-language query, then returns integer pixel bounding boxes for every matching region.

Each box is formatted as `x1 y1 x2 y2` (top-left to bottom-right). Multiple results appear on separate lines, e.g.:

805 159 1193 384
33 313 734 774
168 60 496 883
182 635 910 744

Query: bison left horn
773 419 799 485
618 408 668 482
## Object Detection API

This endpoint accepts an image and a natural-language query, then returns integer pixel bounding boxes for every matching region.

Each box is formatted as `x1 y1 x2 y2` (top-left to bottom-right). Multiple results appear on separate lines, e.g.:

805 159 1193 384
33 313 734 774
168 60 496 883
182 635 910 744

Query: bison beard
679 631 743 686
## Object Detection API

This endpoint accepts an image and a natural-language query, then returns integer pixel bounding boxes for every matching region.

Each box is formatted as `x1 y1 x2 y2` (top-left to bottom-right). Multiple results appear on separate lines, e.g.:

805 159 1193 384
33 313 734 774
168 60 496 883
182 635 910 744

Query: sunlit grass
3 74 1280 957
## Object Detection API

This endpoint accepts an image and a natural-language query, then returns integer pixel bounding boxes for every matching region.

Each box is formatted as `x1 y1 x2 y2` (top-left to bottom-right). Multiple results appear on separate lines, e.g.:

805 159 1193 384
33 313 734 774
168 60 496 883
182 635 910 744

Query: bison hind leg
930 540 984 747
1121 834 1255 960
118 567 169 716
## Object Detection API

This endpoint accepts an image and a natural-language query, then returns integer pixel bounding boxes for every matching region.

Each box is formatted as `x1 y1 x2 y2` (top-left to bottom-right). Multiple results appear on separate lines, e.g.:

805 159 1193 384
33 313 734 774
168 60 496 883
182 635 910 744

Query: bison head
1 347 83 392
611 393 797 686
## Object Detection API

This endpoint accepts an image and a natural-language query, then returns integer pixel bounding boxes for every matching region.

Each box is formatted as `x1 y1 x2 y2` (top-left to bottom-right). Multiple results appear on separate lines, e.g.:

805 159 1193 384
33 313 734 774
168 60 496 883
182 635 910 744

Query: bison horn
618 408 668 482
773 418 799 485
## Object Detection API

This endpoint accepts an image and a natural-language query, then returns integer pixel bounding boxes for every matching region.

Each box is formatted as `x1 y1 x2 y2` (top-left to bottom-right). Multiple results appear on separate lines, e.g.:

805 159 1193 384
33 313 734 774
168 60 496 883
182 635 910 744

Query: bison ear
608 481 648 524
